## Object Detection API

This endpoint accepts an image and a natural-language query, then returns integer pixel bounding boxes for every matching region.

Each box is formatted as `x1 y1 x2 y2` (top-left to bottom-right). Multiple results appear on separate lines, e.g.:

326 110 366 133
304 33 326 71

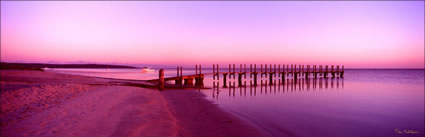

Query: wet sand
0 70 267 137
163 89 269 137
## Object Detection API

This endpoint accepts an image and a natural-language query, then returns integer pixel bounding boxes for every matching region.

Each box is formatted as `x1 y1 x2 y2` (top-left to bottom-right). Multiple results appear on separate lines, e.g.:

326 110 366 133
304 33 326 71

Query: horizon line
1 61 424 70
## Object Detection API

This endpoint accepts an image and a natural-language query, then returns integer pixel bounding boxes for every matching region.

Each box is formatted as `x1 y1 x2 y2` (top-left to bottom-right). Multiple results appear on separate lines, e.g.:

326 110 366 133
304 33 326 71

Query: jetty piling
336 65 340 77
154 63 345 89
159 69 164 90
244 64 247 79
280 64 286 83
250 64 253 78
319 65 322 77
253 64 258 86
301 65 304 77
278 64 281 77
264 64 268 78
213 64 215 80
233 64 235 79
260 64 263 78
324 65 329 78
240 64 242 72
294 65 298 80
176 66 180 85
195 65 203 86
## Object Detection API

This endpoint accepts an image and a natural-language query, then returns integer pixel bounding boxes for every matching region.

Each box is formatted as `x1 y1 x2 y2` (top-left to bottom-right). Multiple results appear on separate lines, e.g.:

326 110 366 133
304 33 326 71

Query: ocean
48 68 424 137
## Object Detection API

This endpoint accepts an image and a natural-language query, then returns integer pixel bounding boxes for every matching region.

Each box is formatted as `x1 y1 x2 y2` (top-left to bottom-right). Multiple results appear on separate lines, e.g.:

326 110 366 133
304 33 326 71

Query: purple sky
1 1 424 68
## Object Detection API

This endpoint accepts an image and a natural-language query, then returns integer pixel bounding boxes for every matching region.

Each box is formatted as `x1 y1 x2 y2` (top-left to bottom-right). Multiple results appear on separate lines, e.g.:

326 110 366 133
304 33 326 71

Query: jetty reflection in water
210 78 343 99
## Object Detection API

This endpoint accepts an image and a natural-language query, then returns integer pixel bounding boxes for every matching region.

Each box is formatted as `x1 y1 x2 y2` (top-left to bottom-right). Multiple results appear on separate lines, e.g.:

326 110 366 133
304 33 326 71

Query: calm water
49 68 424 137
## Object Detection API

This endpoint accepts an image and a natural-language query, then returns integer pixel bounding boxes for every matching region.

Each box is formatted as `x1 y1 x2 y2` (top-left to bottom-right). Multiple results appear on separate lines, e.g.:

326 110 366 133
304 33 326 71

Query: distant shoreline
0 62 138 71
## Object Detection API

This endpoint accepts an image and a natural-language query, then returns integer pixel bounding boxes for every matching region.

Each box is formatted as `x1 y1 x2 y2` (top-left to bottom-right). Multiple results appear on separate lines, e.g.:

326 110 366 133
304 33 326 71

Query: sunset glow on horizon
1 1 424 68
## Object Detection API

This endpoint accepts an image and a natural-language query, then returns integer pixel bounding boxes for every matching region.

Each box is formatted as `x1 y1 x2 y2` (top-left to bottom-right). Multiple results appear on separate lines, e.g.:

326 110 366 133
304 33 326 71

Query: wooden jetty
152 64 345 89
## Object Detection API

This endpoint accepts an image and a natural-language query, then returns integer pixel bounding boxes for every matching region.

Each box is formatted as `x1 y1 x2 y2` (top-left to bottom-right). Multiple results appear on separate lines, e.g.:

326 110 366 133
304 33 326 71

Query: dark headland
0 62 137 71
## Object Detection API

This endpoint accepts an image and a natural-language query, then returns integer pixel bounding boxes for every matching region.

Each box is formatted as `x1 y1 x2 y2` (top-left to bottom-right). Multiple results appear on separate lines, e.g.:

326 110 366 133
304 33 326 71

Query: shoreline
0 70 267 137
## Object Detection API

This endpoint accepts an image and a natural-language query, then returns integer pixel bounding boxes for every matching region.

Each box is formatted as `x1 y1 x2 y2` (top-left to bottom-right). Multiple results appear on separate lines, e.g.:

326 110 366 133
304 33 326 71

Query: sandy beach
0 70 267 137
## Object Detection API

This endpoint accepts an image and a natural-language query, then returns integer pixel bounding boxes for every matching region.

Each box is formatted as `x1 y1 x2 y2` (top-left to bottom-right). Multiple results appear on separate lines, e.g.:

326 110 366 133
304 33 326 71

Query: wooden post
260 64 263 72
213 64 215 80
159 69 164 90
269 72 273 85
278 64 281 73
337 65 340 72
213 64 215 73
309 65 311 79
269 64 272 72
244 64 247 73
223 73 228 88
308 65 314 78
299 64 301 72
294 65 297 77
233 64 236 79
304 65 307 79
176 66 180 85
238 72 242 86
217 64 220 80
244 64 247 78
278 64 281 77
196 64 203 86
291 64 293 73
253 72 258 86
302 65 304 76
336 65 340 77
240 64 242 72
250 64 252 78
324 65 328 78
287 64 290 77
250 64 252 72
180 66 182 79
177 66 179 77
260 64 263 78
195 65 198 75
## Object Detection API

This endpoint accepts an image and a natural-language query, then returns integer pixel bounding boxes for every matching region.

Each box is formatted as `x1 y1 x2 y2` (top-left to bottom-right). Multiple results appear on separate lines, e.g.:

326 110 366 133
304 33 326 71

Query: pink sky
1 1 424 68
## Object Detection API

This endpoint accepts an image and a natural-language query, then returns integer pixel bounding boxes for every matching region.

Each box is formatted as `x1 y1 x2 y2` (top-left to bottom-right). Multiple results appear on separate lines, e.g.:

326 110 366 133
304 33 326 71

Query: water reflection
205 70 424 137
212 78 344 99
